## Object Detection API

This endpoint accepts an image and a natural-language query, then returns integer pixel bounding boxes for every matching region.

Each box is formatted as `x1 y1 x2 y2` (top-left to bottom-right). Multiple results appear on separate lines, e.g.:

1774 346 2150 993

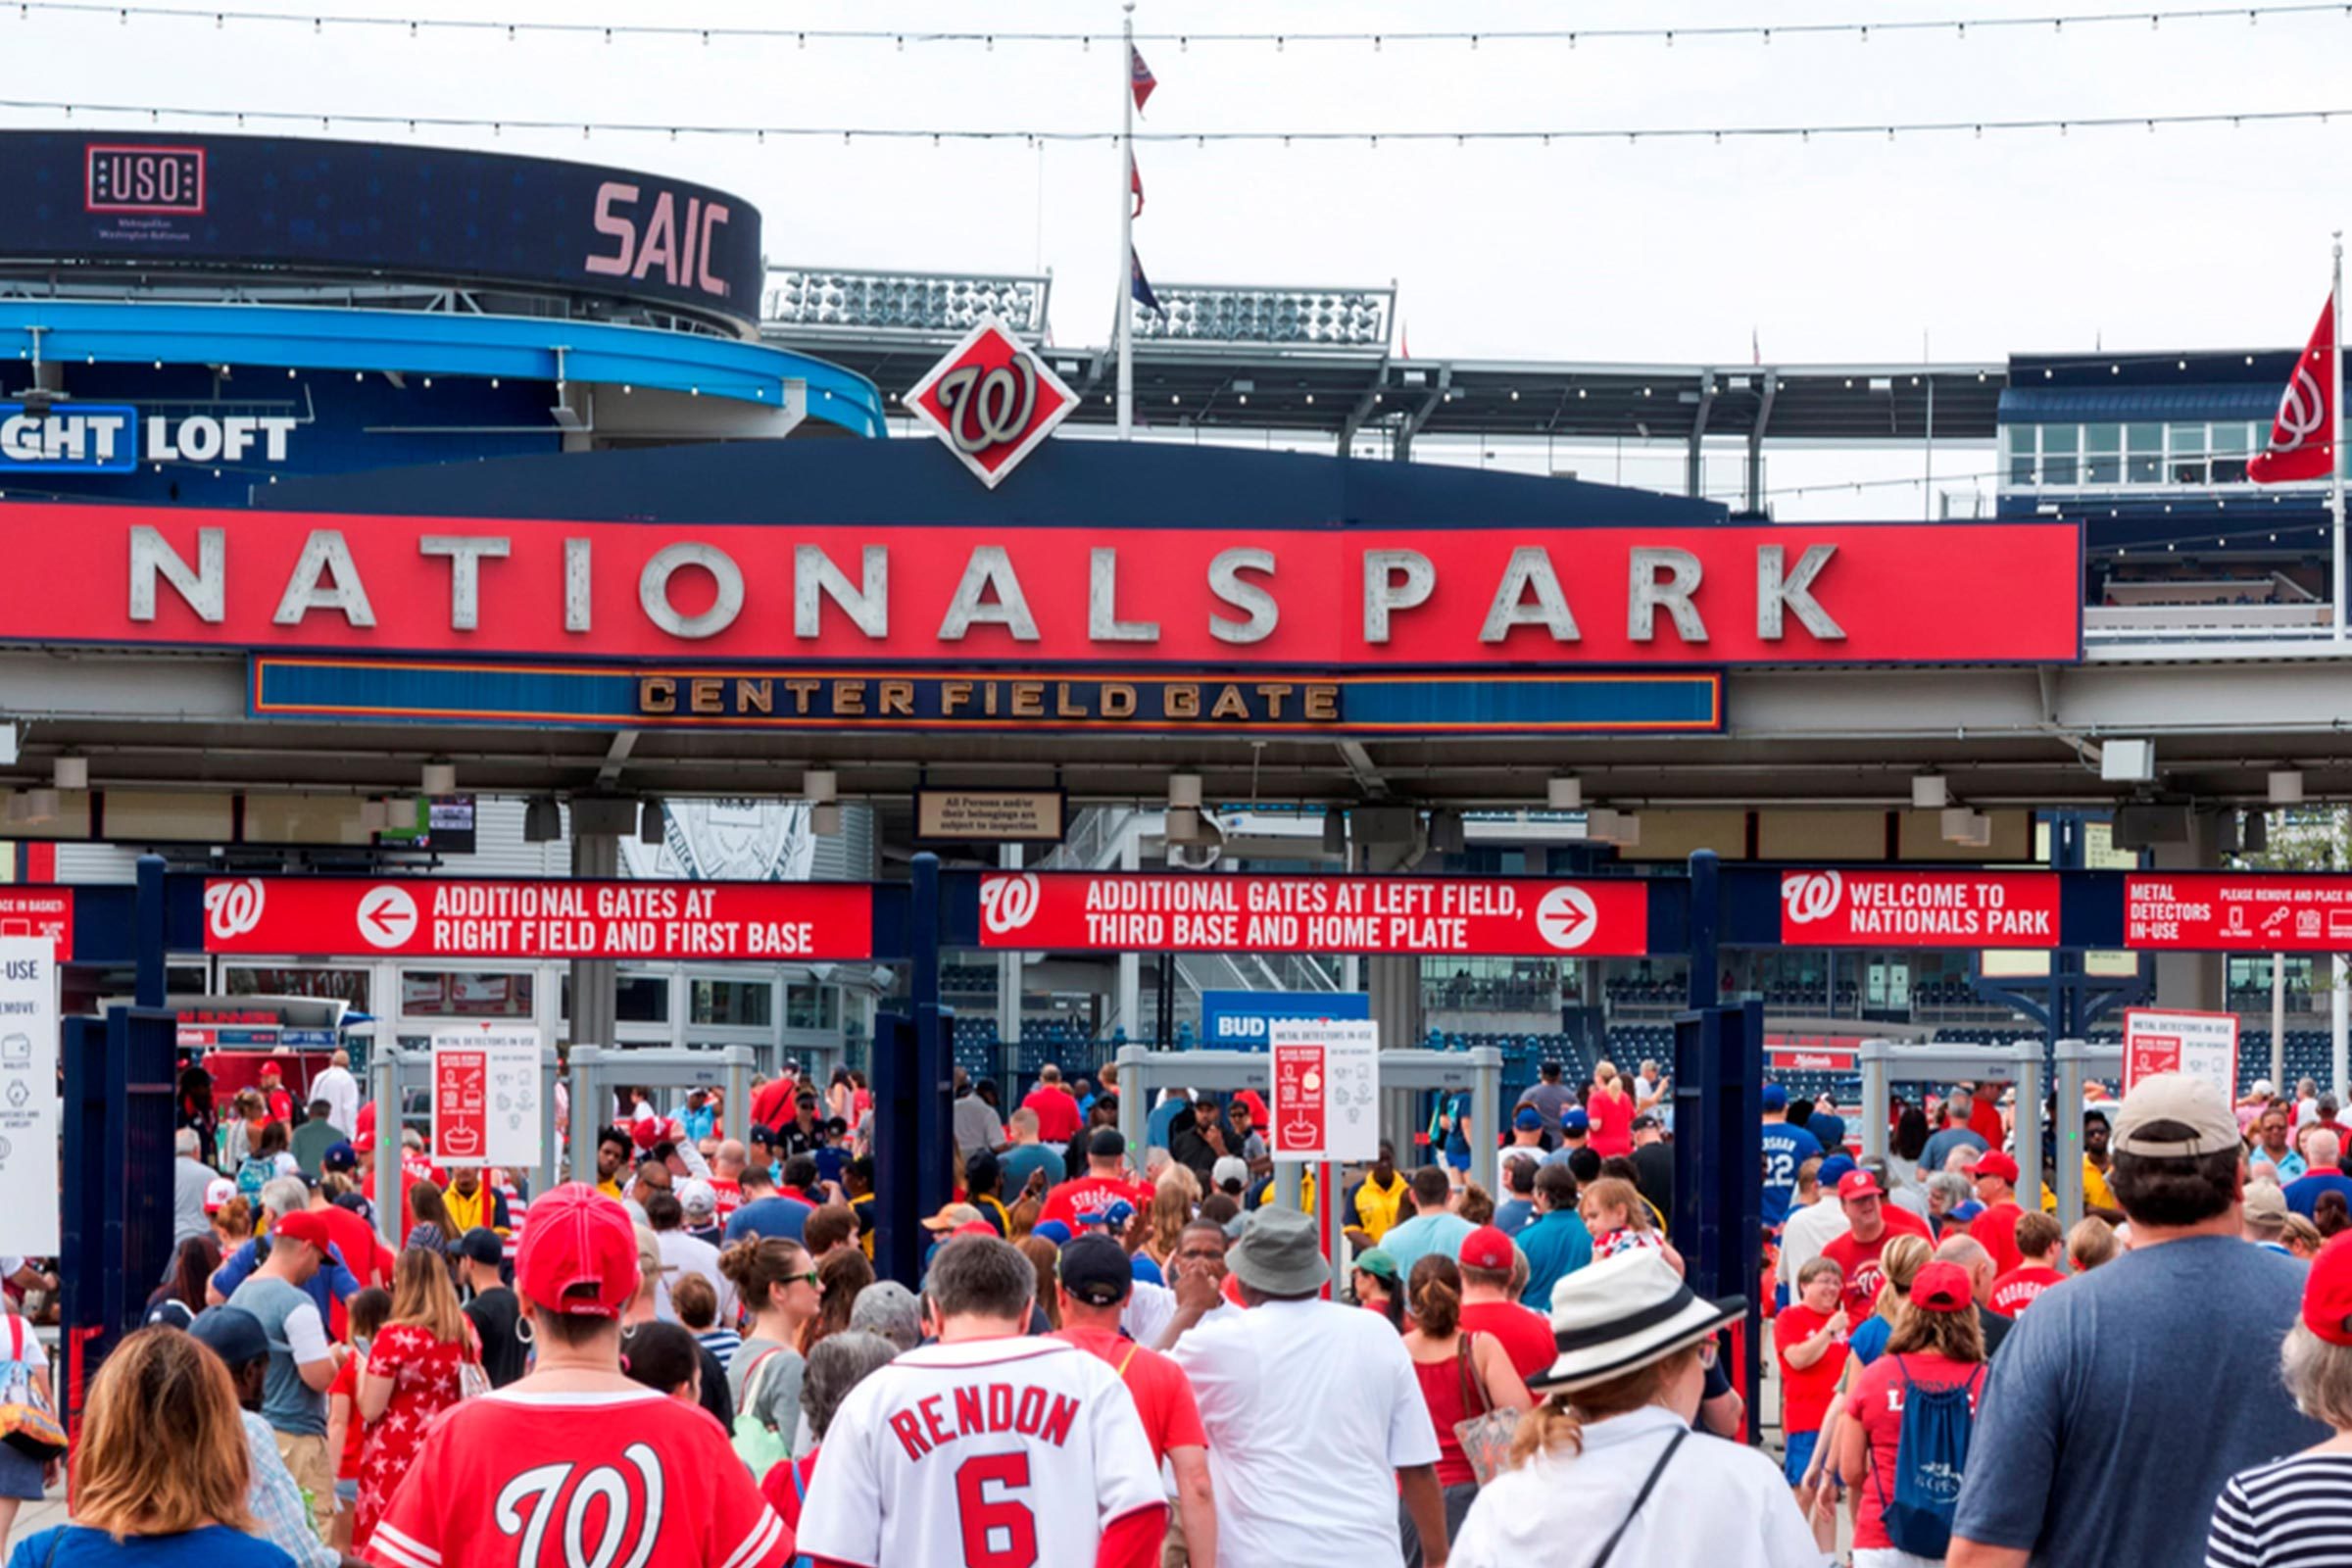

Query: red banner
200 876 873 960
2125 874 2352 951
3 504 2080 669
0 889 72 960
433 1049 490 1163
1778 869 2058 948
1270 1043 1327 1156
1765 1035 1862 1071
976 872 1648 956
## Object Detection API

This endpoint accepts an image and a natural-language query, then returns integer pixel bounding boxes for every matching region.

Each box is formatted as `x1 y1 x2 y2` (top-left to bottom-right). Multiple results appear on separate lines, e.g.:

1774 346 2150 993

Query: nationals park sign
0 505 2080 677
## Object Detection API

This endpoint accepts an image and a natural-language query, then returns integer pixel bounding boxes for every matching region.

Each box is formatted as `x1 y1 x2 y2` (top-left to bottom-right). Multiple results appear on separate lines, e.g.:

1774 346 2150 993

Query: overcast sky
10 0 2344 512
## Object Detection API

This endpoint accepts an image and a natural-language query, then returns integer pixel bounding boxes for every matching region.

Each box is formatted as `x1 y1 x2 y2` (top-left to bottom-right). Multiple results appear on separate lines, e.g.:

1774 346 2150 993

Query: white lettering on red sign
1779 871 2057 948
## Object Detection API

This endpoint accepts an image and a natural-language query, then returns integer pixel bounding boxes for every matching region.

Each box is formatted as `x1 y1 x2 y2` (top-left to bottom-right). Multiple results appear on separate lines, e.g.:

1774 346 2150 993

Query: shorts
1445 1150 1471 1172
1783 1427 1819 1487
272 1431 335 1537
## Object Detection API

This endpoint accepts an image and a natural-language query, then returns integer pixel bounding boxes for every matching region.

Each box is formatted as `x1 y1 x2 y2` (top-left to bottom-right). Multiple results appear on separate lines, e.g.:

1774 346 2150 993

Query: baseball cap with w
515 1182 640 1317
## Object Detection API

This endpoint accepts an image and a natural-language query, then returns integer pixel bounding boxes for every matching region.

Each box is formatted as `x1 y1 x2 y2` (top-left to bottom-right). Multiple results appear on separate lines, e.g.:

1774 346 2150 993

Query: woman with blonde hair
2067 1215 2122 1272
353 1246 480 1551
1845 1232 1935 1367
1836 1261 1990 1567
1140 1177 1194 1271
7 1325 291 1566
1450 1250 1816 1566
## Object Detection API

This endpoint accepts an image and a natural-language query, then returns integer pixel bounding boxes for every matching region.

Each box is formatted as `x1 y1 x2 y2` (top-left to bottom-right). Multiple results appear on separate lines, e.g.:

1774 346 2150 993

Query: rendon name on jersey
369 1387 790 1568
795 1338 1165 1568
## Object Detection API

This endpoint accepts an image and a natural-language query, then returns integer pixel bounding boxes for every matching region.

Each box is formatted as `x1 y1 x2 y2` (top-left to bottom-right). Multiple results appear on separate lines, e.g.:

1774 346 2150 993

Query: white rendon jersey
371 1387 789 1568
795 1337 1164 1568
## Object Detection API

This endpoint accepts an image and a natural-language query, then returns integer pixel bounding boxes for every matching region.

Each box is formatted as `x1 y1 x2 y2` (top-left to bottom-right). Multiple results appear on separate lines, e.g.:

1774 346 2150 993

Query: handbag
0 1315 67 1463
1450 1332 1520 1487
731 1348 793 1475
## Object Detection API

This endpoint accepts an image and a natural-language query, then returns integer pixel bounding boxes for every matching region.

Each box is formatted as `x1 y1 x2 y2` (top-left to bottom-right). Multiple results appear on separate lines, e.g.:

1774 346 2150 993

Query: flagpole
1115 0 1136 440
2333 228 2344 640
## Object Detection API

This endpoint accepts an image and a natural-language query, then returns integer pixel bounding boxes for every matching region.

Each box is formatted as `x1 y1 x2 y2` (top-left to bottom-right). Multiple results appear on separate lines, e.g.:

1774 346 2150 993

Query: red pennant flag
1130 153 1144 218
2249 293 2337 484
1130 45 1157 111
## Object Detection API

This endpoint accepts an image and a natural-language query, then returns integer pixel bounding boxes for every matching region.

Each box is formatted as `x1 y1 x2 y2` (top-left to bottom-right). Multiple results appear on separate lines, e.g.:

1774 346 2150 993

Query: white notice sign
2122 1007 2239 1105
1266 1017 1380 1163
430 1025 542 1169
0 939 59 1254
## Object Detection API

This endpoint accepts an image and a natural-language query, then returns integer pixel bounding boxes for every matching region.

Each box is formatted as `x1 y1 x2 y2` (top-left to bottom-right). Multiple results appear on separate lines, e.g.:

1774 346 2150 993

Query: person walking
1946 1074 2328 1568
759 1331 900 1541
1384 1166 1476 1283
353 1249 481 1553
721 1236 822 1466
1398 1253 1535 1566
1517 1162 1595 1309
1448 1248 1819 1567
2209 1233 2352 1565
6 1326 297 1568
1165 1208 1450 1568
0 1294 56 1555
1837 1260 1990 1568
224 1207 348 1541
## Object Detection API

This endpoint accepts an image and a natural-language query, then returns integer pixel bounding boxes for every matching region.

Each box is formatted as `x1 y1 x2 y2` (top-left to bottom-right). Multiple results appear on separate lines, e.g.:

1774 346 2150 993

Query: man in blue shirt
1542 1107 1592 1167
2282 1127 2352 1217
1758 1084 1823 1232
1920 1086 1991 1174
1516 1161 1593 1308
208 1178 360 1325
721 1162 814 1244
1494 1152 1540 1238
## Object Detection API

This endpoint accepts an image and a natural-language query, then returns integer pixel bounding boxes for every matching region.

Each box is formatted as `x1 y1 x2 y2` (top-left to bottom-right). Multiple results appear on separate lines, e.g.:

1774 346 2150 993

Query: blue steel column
135 854 165 1007
910 855 951 1251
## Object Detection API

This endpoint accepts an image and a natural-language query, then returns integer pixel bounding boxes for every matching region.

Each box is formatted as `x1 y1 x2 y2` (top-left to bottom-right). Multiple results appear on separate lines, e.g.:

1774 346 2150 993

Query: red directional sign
1778 869 2059 948
0 889 72 960
2125 873 2352 951
201 876 873 959
976 872 1648 956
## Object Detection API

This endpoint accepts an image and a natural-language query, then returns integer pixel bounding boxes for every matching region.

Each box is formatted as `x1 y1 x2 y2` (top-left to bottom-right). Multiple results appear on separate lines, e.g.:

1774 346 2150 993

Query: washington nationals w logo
2272 359 2326 453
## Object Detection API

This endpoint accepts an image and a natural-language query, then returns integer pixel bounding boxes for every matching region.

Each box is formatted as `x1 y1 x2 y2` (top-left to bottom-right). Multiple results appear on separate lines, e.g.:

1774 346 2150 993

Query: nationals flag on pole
2248 292 2338 484
1131 45 1157 110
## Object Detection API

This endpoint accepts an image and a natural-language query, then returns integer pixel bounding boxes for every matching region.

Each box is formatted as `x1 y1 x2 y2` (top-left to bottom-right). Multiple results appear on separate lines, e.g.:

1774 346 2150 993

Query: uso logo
86 145 206 214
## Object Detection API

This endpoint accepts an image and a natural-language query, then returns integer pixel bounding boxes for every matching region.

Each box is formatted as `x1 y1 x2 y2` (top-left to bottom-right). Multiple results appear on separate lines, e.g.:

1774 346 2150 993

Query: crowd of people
12 1049 2352 1565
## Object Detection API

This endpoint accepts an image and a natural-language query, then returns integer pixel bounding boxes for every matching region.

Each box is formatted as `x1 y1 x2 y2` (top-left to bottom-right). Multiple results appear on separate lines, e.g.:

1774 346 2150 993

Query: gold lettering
738 679 772 714
1056 682 1086 717
1303 684 1340 721
1256 682 1294 718
835 679 866 715
689 678 723 714
1102 683 1137 718
639 676 677 714
1209 684 1250 720
1167 684 1200 718
785 679 821 715
1011 681 1045 717
984 681 999 716
943 680 973 714
880 680 914 716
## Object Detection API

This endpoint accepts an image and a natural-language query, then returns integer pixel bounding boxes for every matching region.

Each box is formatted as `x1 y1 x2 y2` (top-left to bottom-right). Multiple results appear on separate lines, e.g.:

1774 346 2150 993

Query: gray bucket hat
1226 1207 1327 1297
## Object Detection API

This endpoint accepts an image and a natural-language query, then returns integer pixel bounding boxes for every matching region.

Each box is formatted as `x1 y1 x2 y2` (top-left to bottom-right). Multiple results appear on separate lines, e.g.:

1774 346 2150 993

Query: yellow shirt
444 1183 507 1236
597 1176 624 1202
1253 1169 1320 1216
1349 1171 1405 1240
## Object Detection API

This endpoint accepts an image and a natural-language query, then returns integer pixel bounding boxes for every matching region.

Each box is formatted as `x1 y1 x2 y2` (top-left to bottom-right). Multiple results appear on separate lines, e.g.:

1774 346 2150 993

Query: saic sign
0 405 297 473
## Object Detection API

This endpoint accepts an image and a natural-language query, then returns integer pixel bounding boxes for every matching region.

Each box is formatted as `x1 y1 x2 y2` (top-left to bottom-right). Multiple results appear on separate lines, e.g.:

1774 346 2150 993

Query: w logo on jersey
471 1446 671 1568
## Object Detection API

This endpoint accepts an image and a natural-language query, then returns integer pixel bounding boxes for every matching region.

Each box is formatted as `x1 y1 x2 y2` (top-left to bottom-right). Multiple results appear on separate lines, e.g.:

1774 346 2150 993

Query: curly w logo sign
903 318 1078 489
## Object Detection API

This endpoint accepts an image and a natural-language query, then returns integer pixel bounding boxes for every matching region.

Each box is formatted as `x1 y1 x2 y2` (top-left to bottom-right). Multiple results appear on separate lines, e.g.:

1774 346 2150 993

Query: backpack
236 1153 274 1200
1875 1354 1986 1559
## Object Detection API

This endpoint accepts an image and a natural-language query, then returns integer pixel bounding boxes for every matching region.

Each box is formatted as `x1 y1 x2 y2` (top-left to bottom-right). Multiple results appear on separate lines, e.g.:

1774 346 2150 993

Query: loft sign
0 404 297 473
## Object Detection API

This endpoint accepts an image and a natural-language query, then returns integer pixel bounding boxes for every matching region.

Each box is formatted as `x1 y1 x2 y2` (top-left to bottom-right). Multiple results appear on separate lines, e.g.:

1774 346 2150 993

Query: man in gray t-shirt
1515 1063 1578 1140
224 1208 346 1537
172 1129 215 1249
1949 1074 2326 1568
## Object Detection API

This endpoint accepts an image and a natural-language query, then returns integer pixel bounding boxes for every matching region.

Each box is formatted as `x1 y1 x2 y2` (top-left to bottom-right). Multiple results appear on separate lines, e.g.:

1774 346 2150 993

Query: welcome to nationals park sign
43 865 2352 966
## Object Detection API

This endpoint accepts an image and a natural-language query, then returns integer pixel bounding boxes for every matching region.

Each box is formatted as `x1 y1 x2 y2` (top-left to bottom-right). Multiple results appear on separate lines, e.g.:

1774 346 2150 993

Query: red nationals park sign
1779 869 2059 948
976 872 1649 956
0 504 2080 669
201 876 872 959
2126 874 2352 951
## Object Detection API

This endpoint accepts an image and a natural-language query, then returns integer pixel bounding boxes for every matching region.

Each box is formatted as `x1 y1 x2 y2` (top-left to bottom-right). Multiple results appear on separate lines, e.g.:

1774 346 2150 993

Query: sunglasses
789 1269 822 1287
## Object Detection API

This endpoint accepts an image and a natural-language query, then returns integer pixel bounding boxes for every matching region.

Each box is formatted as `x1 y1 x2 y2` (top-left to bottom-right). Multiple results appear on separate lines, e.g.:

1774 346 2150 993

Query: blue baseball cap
1513 1105 1544 1131
1811 1113 1847 1152
1563 1108 1590 1133
1817 1153 1858 1186
322 1141 358 1171
1031 1219 1074 1246
1760 1084 1788 1111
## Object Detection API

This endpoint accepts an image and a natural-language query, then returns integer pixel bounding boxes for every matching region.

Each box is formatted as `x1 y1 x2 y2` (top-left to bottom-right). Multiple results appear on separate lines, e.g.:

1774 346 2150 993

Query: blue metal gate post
1687 849 1720 1010
135 853 166 1007
910 854 952 1252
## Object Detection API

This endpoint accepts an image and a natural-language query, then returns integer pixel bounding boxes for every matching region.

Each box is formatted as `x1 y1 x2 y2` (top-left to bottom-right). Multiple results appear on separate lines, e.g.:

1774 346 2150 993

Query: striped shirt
697 1327 742 1362
2208 1451 2352 1567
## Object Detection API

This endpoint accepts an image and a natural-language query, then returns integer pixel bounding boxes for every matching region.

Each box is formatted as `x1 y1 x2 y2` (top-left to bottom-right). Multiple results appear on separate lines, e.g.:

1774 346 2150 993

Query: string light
2 95 2341 146
11 0 2344 47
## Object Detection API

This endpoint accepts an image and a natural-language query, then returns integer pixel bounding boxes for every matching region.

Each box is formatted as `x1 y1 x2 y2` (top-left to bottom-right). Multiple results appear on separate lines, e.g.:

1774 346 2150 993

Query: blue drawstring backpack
1874 1354 1986 1560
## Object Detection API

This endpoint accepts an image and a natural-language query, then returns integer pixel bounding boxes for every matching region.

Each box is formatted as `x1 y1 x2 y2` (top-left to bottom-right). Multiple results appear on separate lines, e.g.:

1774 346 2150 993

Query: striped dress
2208 1450 2352 1567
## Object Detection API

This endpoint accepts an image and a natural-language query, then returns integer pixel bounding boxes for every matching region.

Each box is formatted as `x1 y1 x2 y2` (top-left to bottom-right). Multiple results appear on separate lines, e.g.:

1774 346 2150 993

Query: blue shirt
812 1146 849 1188
210 1237 360 1328
1920 1126 1989 1176
1381 1211 1475 1284
1000 1141 1067 1197
1147 1099 1185 1152
2282 1169 2352 1218
1494 1197 1538 1238
1516 1208 1595 1309
682 1104 717 1145
1951 1236 2324 1568
722 1195 814 1245
1758 1122 1823 1229
10 1526 295 1568
1845 1313 1891 1367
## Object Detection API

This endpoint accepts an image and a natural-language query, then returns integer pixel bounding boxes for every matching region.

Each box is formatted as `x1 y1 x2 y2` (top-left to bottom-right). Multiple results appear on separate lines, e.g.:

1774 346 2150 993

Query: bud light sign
1200 989 1370 1052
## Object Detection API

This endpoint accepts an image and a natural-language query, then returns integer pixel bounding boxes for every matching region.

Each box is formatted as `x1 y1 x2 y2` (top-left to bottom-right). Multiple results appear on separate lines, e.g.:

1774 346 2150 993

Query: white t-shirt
654 1230 733 1325
309 1065 360 1141
1120 1278 1237 1350
794 1337 1163 1568
1171 1297 1441 1564
1776 1197 1847 1290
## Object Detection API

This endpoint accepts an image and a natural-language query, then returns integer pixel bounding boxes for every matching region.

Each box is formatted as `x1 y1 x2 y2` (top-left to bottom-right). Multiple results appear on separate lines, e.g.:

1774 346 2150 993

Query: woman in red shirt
354 1249 481 1553
1836 1259 1989 1568
1397 1254 1532 1568
1585 1063 1636 1159
1774 1255 1851 1557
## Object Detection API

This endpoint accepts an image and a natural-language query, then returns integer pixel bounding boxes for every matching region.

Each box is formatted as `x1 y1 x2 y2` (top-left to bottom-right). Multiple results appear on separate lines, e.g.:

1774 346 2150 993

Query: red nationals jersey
369 1386 790 1568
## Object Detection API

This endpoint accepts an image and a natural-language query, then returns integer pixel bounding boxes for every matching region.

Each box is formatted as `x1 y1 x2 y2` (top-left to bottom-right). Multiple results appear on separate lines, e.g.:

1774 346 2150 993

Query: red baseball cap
1837 1170 1886 1201
270 1210 334 1252
953 1220 998 1239
2304 1234 2352 1346
515 1183 640 1318
1457 1225 1515 1273
1910 1261 1975 1313
1976 1152 2021 1184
